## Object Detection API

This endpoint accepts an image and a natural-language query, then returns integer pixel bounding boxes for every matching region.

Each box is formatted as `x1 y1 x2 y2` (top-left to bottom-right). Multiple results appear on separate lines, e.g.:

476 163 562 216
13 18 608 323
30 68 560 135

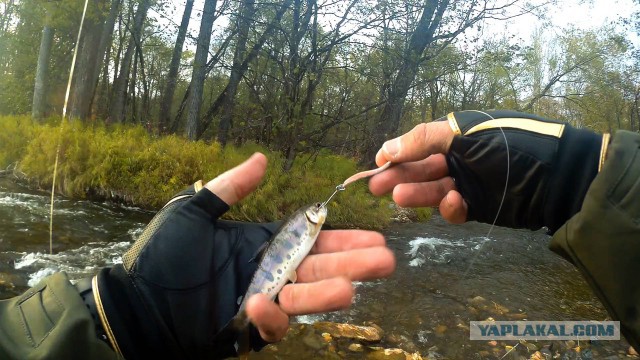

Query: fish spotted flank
238 203 327 313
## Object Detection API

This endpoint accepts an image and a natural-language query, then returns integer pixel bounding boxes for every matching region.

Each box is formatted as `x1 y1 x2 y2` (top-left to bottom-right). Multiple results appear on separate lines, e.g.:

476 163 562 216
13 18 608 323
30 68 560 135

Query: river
0 177 633 359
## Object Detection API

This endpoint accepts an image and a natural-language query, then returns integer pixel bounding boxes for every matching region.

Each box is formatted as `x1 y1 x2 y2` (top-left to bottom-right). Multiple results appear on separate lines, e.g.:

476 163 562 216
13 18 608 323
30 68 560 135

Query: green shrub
1 116 393 229
415 207 433 222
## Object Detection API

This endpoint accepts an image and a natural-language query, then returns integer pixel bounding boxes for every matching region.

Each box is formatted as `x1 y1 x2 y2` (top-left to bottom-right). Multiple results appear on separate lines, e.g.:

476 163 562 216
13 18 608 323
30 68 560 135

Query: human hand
369 119 465 222
370 110 609 232
90 153 395 360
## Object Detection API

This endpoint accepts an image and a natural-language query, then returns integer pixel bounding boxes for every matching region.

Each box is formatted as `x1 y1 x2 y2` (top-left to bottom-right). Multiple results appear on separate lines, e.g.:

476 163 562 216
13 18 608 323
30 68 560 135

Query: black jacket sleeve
549 130 640 350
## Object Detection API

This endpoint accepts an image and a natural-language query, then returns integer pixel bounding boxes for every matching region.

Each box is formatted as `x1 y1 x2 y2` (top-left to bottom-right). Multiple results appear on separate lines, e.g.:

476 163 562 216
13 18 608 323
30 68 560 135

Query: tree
157 0 193 134
216 0 255 146
197 0 293 139
32 16 54 121
69 0 110 121
362 0 530 165
109 0 150 123
184 0 219 139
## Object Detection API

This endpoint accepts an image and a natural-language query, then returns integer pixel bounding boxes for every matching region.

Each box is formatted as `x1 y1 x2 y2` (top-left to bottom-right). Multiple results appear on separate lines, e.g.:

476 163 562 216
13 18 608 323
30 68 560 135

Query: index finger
310 230 385 254
375 121 455 166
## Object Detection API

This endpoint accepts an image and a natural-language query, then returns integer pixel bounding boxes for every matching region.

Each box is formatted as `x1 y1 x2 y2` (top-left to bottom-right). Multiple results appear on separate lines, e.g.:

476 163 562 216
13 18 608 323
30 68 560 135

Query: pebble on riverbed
313 322 383 342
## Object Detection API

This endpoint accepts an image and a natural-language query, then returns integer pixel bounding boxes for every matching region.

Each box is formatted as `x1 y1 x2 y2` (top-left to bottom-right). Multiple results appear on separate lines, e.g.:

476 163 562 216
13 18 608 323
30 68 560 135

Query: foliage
0 116 392 229
415 207 432 223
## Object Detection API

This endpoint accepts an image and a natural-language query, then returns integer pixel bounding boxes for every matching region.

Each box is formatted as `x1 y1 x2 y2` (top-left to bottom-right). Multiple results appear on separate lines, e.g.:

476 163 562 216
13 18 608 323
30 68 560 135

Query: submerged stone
313 322 383 342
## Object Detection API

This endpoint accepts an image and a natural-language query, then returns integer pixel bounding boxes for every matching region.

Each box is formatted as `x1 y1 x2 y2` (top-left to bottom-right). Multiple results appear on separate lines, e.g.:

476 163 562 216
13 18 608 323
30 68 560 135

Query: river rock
490 302 509 315
302 332 326 350
0 272 17 288
434 324 447 336
313 322 383 342
506 312 528 320
321 333 332 342
367 348 423 360
530 351 543 360
519 340 537 351
349 343 364 352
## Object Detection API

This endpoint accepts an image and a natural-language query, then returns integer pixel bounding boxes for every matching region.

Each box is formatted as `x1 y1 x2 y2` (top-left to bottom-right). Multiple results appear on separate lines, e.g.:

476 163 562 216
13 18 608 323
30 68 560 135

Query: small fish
234 203 327 356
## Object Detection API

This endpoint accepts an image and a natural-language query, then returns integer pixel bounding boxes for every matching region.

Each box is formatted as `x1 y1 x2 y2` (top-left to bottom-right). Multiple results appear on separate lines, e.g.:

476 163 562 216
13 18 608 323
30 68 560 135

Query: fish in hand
233 203 327 356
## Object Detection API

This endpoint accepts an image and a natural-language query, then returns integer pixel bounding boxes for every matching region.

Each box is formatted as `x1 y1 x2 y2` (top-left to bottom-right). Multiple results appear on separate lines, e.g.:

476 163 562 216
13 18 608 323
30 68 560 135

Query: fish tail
232 310 251 359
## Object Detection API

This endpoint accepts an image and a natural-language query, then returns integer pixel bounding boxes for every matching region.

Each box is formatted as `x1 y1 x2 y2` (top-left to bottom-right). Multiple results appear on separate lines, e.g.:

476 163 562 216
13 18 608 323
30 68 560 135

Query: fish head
305 203 327 226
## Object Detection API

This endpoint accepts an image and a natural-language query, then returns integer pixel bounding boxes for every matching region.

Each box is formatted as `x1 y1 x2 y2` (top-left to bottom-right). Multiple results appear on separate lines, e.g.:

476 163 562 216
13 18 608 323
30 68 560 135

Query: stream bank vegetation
2 0 639 226
0 115 393 228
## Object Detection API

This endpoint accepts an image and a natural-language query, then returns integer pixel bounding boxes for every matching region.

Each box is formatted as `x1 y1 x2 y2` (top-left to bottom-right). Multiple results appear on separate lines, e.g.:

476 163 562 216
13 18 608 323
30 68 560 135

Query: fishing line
454 110 520 356
49 0 90 254
459 110 510 279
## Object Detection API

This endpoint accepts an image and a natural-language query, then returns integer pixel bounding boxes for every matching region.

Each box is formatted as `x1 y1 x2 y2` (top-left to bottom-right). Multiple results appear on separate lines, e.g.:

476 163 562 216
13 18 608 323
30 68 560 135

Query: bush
1 116 392 229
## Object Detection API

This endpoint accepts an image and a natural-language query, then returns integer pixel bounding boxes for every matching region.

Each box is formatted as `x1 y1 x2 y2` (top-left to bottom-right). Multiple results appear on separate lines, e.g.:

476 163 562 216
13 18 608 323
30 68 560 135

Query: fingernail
445 192 452 208
382 138 401 159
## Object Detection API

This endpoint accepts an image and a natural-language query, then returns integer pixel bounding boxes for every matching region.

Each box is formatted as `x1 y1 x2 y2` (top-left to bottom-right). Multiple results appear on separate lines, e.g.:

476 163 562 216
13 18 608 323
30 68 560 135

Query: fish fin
288 270 297 284
232 310 251 358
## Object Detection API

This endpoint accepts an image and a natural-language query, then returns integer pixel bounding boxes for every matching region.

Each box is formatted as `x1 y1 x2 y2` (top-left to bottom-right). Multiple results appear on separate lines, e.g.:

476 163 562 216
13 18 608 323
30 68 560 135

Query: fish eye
315 202 321 208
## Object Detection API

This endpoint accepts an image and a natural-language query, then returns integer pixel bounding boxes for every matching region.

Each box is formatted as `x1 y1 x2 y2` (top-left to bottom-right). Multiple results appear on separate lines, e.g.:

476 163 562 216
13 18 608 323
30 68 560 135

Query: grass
0 115 399 229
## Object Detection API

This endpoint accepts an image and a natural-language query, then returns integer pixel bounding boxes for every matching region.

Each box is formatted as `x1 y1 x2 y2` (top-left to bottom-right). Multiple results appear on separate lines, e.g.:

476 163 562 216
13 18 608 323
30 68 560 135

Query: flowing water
0 178 632 359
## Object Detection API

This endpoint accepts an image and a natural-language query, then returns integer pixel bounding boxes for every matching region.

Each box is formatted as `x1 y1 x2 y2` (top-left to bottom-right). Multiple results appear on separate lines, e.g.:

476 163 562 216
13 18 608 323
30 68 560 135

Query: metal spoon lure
319 162 392 208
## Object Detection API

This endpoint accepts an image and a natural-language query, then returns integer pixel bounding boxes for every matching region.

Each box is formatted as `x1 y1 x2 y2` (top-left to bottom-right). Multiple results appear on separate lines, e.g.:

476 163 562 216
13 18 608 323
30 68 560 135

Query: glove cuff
445 110 609 232
543 125 603 232
94 266 179 359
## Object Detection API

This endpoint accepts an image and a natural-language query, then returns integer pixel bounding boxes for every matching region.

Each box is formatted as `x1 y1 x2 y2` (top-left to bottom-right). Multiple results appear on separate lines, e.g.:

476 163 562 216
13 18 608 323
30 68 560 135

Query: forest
1 0 639 170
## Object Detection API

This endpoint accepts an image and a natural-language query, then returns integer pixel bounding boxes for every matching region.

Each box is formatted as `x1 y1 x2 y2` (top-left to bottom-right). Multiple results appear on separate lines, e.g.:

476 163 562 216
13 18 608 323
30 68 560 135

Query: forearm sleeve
549 130 640 350
0 272 118 360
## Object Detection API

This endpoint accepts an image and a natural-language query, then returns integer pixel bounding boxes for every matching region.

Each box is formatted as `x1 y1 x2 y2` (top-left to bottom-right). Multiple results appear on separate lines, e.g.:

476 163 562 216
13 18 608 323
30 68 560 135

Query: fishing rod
49 0 91 254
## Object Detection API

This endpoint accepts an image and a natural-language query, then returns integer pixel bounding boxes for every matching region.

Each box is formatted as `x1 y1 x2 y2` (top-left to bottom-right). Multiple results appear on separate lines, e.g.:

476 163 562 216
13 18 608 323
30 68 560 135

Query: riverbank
0 115 396 228
1 181 634 358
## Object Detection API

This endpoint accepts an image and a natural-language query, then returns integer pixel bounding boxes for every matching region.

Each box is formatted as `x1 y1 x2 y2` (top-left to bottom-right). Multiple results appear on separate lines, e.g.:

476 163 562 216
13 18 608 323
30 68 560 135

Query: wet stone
469 296 487 305
433 324 447 336
313 322 383 342
366 348 422 360
530 351 543 360
348 343 363 352
302 332 326 350
519 340 538 352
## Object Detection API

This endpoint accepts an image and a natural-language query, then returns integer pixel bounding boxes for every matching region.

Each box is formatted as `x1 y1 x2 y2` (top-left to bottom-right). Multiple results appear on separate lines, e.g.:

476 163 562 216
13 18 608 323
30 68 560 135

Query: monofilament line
461 110 510 279
49 0 90 255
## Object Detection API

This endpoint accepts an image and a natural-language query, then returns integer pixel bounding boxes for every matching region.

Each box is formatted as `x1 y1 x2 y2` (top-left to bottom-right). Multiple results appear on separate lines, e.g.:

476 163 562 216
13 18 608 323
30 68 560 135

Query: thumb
375 121 454 166
204 152 267 205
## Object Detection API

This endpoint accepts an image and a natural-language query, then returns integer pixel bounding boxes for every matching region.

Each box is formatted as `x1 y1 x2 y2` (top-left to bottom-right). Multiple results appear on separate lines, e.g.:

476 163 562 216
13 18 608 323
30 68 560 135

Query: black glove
77 181 279 359
442 110 610 233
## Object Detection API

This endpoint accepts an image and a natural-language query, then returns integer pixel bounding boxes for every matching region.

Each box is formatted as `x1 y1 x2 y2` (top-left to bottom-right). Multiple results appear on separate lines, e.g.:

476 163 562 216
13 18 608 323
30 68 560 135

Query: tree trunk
69 0 108 121
216 0 255 146
32 22 54 121
158 0 194 134
197 0 293 138
184 0 218 140
109 0 149 123
362 1 447 166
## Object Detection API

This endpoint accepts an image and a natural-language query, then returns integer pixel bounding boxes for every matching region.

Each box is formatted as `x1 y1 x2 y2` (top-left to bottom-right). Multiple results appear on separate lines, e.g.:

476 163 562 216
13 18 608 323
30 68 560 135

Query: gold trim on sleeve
464 118 566 138
447 113 462 135
194 180 203 192
92 276 123 357
599 133 611 172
